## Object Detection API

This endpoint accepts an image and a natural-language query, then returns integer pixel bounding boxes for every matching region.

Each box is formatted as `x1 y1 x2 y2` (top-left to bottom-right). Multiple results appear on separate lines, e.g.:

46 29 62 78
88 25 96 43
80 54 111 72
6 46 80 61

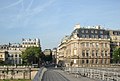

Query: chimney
74 24 80 30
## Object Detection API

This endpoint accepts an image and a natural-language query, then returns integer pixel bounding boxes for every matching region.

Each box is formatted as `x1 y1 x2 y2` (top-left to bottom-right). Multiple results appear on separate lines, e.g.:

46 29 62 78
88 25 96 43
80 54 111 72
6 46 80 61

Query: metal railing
64 67 120 81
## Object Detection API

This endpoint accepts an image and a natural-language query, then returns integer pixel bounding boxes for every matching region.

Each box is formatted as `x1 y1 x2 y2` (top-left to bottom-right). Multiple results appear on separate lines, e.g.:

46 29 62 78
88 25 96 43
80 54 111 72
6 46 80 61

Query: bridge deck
42 69 102 81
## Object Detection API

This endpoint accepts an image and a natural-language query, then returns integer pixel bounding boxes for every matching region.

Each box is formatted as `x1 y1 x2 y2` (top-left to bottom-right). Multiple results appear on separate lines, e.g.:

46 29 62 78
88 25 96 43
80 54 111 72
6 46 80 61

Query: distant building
109 30 120 62
43 49 52 56
0 50 8 63
22 38 40 48
57 24 120 67
0 38 41 65
52 48 57 63
8 43 22 64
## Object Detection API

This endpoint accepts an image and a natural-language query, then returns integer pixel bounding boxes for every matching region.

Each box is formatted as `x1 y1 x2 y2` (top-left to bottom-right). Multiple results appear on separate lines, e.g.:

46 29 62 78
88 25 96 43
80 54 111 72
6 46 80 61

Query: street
42 68 102 81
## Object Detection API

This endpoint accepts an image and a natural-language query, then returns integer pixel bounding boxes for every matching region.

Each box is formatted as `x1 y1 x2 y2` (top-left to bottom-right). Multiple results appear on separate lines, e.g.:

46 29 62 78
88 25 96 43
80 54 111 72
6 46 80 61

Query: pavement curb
39 68 47 81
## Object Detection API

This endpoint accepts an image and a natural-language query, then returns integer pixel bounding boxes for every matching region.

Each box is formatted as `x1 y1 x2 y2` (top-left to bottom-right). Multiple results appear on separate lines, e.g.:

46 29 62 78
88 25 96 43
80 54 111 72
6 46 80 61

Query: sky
0 0 120 50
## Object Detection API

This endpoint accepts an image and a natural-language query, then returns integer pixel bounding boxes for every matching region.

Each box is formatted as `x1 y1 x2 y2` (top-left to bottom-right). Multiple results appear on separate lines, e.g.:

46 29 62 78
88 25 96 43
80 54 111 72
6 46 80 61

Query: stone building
43 49 52 56
0 38 41 65
0 50 8 62
109 30 120 62
57 24 114 67
52 48 57 63
22 38 40 48
7 43 22 64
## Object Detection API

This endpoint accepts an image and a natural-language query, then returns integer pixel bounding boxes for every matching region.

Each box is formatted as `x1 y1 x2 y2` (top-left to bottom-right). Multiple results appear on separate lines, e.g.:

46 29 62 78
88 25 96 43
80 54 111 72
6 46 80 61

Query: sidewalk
54 70 103 81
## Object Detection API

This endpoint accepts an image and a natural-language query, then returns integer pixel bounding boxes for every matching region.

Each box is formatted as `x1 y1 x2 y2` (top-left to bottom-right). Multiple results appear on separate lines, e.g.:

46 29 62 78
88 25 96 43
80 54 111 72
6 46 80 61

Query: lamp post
78 56 79 67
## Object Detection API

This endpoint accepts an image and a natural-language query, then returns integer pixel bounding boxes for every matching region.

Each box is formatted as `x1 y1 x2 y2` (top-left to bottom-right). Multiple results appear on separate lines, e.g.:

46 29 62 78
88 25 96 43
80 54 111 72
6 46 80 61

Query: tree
112 47 120 63
22 47 42 65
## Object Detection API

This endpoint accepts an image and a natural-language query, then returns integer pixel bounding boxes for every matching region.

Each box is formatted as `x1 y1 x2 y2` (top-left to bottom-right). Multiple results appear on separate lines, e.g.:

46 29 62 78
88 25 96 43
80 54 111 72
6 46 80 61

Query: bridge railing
64 67 120 81
33 67 47 81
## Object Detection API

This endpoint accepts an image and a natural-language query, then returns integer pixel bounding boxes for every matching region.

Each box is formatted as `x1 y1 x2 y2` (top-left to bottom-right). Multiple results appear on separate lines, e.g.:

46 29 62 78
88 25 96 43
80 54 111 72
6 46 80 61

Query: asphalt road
42 69 69 81
42 67 102 81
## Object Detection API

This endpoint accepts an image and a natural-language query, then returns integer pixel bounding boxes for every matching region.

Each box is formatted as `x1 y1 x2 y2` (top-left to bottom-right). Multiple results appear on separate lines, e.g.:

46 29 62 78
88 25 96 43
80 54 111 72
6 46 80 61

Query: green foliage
45 55 52 61
112 47 120 63
22 47 42 64
0 60 5 65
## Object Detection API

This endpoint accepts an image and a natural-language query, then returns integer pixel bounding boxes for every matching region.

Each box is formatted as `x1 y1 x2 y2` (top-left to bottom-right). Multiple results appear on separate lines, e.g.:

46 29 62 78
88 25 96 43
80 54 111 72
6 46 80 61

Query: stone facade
43 49 52 56
57 24 120 67
0 38 40 65
22 38 40 48
109 30 120 62
0 50 8 62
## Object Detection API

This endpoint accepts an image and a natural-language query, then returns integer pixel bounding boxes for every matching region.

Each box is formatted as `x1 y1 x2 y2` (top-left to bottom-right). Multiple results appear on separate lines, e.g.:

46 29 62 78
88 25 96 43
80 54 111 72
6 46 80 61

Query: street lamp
78 56 79 67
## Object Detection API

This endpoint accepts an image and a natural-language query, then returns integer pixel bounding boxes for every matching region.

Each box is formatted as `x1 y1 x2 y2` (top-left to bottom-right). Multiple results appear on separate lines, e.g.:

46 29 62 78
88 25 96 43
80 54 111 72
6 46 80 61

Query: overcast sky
0 0 120 50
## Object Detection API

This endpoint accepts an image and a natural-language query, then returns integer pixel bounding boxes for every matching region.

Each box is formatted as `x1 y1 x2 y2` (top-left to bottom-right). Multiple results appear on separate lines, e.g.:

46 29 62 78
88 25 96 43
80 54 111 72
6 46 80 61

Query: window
74 49 77 55
96 43 99 47
86 50 89 57
105 51 107 56
74 43 77 48
105 43 107 47
114 32 118 35
96 50 98 56
102 59 104 64
19 54 21 57
91 35 94 38
15 54 17 57
9 54 13 57
92 59 94 64
101 51 104 57
93 43 95 47
95 30 97 33
74 59 76 63
86 42 89 47
96 59 98 64
82 30 84 33
95 35 98 38
101 43 104 47
105 59 107 64
91 30 94 33
100 31 103 34
100 35 103 38
90 43 92 47
82 50 85 57
81 43 85 47
104 35 108 39
86 35 89 38
86 59 89 64
92 50 94 56
82 60 84 64
82 35 85 38
86 30 88 33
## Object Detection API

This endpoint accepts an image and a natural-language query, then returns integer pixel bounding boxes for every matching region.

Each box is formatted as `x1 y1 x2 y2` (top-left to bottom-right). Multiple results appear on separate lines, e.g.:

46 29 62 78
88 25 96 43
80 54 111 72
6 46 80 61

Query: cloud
25 0 34 12
0 0 23 11
0 0 56 29
26 0 55 16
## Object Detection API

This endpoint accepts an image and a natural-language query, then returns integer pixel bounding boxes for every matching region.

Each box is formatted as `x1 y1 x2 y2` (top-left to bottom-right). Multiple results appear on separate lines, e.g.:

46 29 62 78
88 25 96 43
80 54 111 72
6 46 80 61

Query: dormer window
81 30 84 33
86 30 88 33
91 30 94 33
100 31 103 34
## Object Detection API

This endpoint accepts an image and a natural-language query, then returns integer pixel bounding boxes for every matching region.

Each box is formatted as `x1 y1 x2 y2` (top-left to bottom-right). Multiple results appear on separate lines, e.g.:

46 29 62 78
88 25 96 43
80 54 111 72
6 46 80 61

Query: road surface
42 68 102 81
